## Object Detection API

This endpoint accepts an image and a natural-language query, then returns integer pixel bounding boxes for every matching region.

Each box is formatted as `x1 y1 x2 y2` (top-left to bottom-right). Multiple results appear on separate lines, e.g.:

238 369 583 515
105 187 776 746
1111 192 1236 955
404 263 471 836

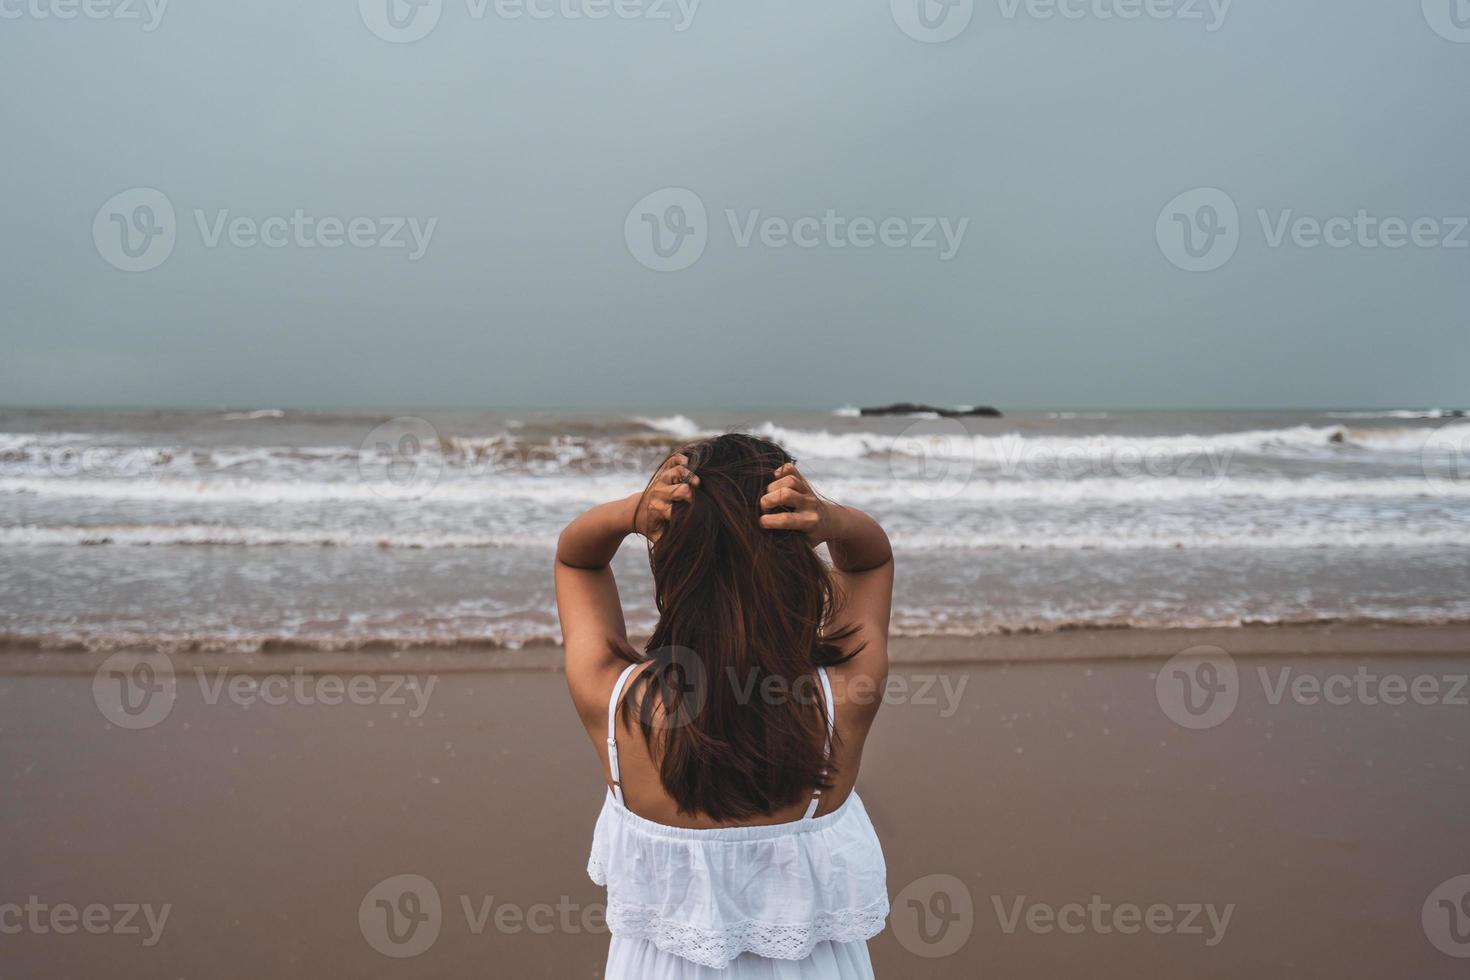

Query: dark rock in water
859 402 1002 419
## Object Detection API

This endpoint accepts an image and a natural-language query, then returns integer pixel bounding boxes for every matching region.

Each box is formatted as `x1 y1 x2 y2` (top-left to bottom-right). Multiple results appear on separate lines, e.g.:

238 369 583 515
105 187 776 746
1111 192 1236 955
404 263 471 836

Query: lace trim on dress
603 896 890 970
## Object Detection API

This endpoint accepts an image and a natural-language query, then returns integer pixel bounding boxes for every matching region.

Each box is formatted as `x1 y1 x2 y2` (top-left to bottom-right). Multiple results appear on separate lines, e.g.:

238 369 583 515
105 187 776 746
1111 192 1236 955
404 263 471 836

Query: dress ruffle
588 792 889 971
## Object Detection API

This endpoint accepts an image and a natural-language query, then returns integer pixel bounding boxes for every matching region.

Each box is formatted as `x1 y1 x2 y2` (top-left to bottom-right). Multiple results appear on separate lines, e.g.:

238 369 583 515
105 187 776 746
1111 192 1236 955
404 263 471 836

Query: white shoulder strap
606 662 642 807
804 667 837 819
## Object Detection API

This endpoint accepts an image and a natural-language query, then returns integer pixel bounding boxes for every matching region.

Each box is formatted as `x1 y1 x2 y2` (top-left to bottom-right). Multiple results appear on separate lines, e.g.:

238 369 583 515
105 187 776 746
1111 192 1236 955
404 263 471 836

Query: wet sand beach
3 624 1468 978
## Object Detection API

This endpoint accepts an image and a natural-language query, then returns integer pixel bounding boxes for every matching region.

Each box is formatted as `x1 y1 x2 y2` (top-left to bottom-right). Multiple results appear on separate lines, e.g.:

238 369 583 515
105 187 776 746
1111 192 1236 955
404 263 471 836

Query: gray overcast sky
2 0 1466 410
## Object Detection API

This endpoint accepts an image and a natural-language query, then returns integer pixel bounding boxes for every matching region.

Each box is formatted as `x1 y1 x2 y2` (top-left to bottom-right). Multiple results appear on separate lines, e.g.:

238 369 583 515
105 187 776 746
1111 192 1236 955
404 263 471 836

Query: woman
555 433 893 978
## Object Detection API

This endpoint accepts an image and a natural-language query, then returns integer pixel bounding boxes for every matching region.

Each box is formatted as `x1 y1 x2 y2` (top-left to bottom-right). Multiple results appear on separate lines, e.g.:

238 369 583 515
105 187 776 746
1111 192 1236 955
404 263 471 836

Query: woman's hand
634 453 699 542
758 463 833 544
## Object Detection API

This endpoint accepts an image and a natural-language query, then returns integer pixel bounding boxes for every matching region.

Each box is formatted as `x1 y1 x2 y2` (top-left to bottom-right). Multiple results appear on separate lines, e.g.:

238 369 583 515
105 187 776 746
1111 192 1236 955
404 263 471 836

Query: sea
1 406 1467 653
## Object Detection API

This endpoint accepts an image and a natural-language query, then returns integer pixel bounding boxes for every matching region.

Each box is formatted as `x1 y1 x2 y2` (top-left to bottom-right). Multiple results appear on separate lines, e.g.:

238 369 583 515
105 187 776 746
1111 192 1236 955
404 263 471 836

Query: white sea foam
753 420 1470 463
221 409 286 420
4 422 1466 476
3 472 1466 505
633 414 703 439
888 527 1470 551
3 411 1467 651
0 475 626 504
1327 409 1465 420
820 476 1470 504
0 525 555 549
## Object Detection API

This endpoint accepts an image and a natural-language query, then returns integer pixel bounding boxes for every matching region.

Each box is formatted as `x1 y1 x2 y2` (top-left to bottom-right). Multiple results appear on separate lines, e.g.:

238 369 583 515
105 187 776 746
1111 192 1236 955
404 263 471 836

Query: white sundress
588 663 889 978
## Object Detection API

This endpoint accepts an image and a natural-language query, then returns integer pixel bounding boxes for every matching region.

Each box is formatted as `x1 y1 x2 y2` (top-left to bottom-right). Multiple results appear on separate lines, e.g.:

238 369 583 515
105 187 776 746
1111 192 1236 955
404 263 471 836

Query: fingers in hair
660 465 698 486
760 486 809 511
759 510 817 530
764 474 800 495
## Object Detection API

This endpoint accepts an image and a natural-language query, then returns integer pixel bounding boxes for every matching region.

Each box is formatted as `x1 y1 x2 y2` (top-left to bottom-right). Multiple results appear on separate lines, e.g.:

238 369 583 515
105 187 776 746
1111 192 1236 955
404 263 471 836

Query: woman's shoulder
566 647 645 731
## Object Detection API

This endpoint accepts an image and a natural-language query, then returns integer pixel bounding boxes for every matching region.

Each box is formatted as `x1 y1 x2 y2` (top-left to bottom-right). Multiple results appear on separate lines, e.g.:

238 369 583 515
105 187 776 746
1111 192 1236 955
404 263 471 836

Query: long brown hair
622 433 860 822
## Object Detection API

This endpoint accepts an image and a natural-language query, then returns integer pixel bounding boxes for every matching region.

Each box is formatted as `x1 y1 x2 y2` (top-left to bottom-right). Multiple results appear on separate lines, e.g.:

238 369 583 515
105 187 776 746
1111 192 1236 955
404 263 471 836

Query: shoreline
1 621 1466 675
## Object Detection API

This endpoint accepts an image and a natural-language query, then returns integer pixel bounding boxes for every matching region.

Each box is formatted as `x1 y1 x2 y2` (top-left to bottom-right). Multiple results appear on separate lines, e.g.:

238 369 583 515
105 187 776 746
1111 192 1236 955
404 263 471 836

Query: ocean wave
752 421 1470 463
0 627 559 655
0 476 625 503
3 421 1465 477
5 521 1466 551
888 527 1470 551
0 525 556 549
2 473 1466 505
825 476 1470 503
7 610 1467 656
633 414 703 439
